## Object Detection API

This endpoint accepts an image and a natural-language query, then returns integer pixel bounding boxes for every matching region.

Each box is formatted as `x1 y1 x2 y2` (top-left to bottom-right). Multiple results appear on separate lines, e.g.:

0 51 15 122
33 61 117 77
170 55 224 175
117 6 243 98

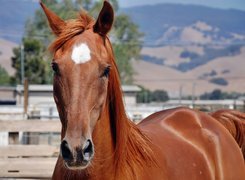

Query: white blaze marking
71 43 91 64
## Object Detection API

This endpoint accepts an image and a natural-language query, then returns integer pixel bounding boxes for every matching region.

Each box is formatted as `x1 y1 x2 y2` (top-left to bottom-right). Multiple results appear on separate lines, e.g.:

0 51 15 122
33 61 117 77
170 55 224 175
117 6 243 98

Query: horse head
41 1 114 170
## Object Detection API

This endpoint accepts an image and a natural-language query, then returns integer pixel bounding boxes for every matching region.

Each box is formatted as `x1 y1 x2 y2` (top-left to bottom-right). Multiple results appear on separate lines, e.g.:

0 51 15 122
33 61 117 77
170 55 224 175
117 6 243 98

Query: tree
136 88 169 103
11 38 52 84
210 89 223 100
113 14 143 84
0 65 11 85
151 90 169 102
136 87 152 103
200 89 223 100
15 0 142 84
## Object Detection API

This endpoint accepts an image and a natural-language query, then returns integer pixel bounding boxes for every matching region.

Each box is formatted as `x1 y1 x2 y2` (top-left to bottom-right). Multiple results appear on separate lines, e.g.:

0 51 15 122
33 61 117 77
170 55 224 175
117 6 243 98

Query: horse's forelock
49 11 94 53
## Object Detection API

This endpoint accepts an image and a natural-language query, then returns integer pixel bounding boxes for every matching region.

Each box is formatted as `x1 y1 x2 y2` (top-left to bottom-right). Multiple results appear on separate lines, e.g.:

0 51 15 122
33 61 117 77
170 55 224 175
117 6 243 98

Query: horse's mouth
64 160 91 170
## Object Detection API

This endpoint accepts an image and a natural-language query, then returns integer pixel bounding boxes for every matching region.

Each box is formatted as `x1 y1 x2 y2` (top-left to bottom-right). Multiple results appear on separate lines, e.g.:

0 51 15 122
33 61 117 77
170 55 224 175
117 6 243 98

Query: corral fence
0 119 61 179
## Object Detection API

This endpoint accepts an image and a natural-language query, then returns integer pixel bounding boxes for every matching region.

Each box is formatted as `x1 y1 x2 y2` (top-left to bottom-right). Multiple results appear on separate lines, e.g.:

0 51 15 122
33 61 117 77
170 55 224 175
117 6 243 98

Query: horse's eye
101 66 110 78
51 62 59 74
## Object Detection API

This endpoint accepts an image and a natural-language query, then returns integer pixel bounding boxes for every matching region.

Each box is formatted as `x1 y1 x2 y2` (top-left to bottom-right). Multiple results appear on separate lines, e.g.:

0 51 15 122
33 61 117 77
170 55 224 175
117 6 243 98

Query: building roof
16 85 53 92
16 84 141 93
122 85 141 92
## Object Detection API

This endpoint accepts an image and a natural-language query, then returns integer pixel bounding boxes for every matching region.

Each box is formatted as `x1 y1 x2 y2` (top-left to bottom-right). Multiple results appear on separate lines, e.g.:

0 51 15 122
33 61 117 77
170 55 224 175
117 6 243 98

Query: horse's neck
91 109 136 179
91 107 156 179
95 114 115 161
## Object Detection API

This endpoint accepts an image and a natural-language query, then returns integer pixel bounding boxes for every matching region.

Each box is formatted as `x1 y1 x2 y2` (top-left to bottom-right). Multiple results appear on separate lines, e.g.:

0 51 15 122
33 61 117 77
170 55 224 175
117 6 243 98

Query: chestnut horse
211 109 245 159
40 1 245 179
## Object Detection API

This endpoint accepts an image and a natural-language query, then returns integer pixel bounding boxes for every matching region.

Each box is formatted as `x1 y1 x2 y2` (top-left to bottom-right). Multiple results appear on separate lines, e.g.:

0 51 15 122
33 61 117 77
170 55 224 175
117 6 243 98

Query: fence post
24 78 29 116
243 100 245 113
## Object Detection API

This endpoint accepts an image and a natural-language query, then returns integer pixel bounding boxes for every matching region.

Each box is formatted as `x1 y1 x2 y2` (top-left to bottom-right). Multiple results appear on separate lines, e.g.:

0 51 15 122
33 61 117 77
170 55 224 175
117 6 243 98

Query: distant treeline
137 88 169 103
137 87 245 102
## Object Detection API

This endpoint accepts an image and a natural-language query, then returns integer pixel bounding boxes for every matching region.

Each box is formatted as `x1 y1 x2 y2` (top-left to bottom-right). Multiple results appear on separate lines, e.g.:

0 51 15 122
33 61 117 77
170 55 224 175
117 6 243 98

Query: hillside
122 4 245 46
122 4 245 96
0 39 17 76
133 47 245 97
122 4 245 72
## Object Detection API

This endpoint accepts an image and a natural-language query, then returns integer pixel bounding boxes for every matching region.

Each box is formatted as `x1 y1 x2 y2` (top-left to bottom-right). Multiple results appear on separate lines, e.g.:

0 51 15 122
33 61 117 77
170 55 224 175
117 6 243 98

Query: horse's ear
94 1 114 36
40 1 66 36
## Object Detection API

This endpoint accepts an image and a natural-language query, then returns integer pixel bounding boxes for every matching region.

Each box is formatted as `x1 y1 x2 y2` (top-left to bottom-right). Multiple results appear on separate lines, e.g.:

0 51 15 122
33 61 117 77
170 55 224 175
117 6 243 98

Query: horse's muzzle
60 139 94 170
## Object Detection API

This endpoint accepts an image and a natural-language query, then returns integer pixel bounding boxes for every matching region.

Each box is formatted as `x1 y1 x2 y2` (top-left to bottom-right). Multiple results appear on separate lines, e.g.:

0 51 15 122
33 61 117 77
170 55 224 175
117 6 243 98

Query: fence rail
0 120 61 179
0 119 61 132
0 157 57 178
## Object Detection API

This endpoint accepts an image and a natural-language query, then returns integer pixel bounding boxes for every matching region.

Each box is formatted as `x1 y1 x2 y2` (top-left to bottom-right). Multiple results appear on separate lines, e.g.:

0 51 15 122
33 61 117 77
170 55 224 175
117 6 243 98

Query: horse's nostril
83 139 94 161
61 140 73 161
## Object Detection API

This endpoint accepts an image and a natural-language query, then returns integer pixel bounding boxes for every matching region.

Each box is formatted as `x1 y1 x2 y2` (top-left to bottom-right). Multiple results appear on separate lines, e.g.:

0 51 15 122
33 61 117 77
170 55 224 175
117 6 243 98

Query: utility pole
179 85 183 105
192 82 196 109
243 100 245 113
24 78 29 115
20 44 25 84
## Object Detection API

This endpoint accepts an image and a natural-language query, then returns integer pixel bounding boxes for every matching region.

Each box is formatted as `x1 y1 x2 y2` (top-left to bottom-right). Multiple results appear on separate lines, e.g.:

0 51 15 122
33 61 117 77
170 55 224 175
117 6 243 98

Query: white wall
0 132 8 146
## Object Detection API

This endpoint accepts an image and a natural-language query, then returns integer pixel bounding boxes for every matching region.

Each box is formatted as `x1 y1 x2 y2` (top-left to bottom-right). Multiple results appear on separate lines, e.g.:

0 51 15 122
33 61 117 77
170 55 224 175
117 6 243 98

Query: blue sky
119 0 245 11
